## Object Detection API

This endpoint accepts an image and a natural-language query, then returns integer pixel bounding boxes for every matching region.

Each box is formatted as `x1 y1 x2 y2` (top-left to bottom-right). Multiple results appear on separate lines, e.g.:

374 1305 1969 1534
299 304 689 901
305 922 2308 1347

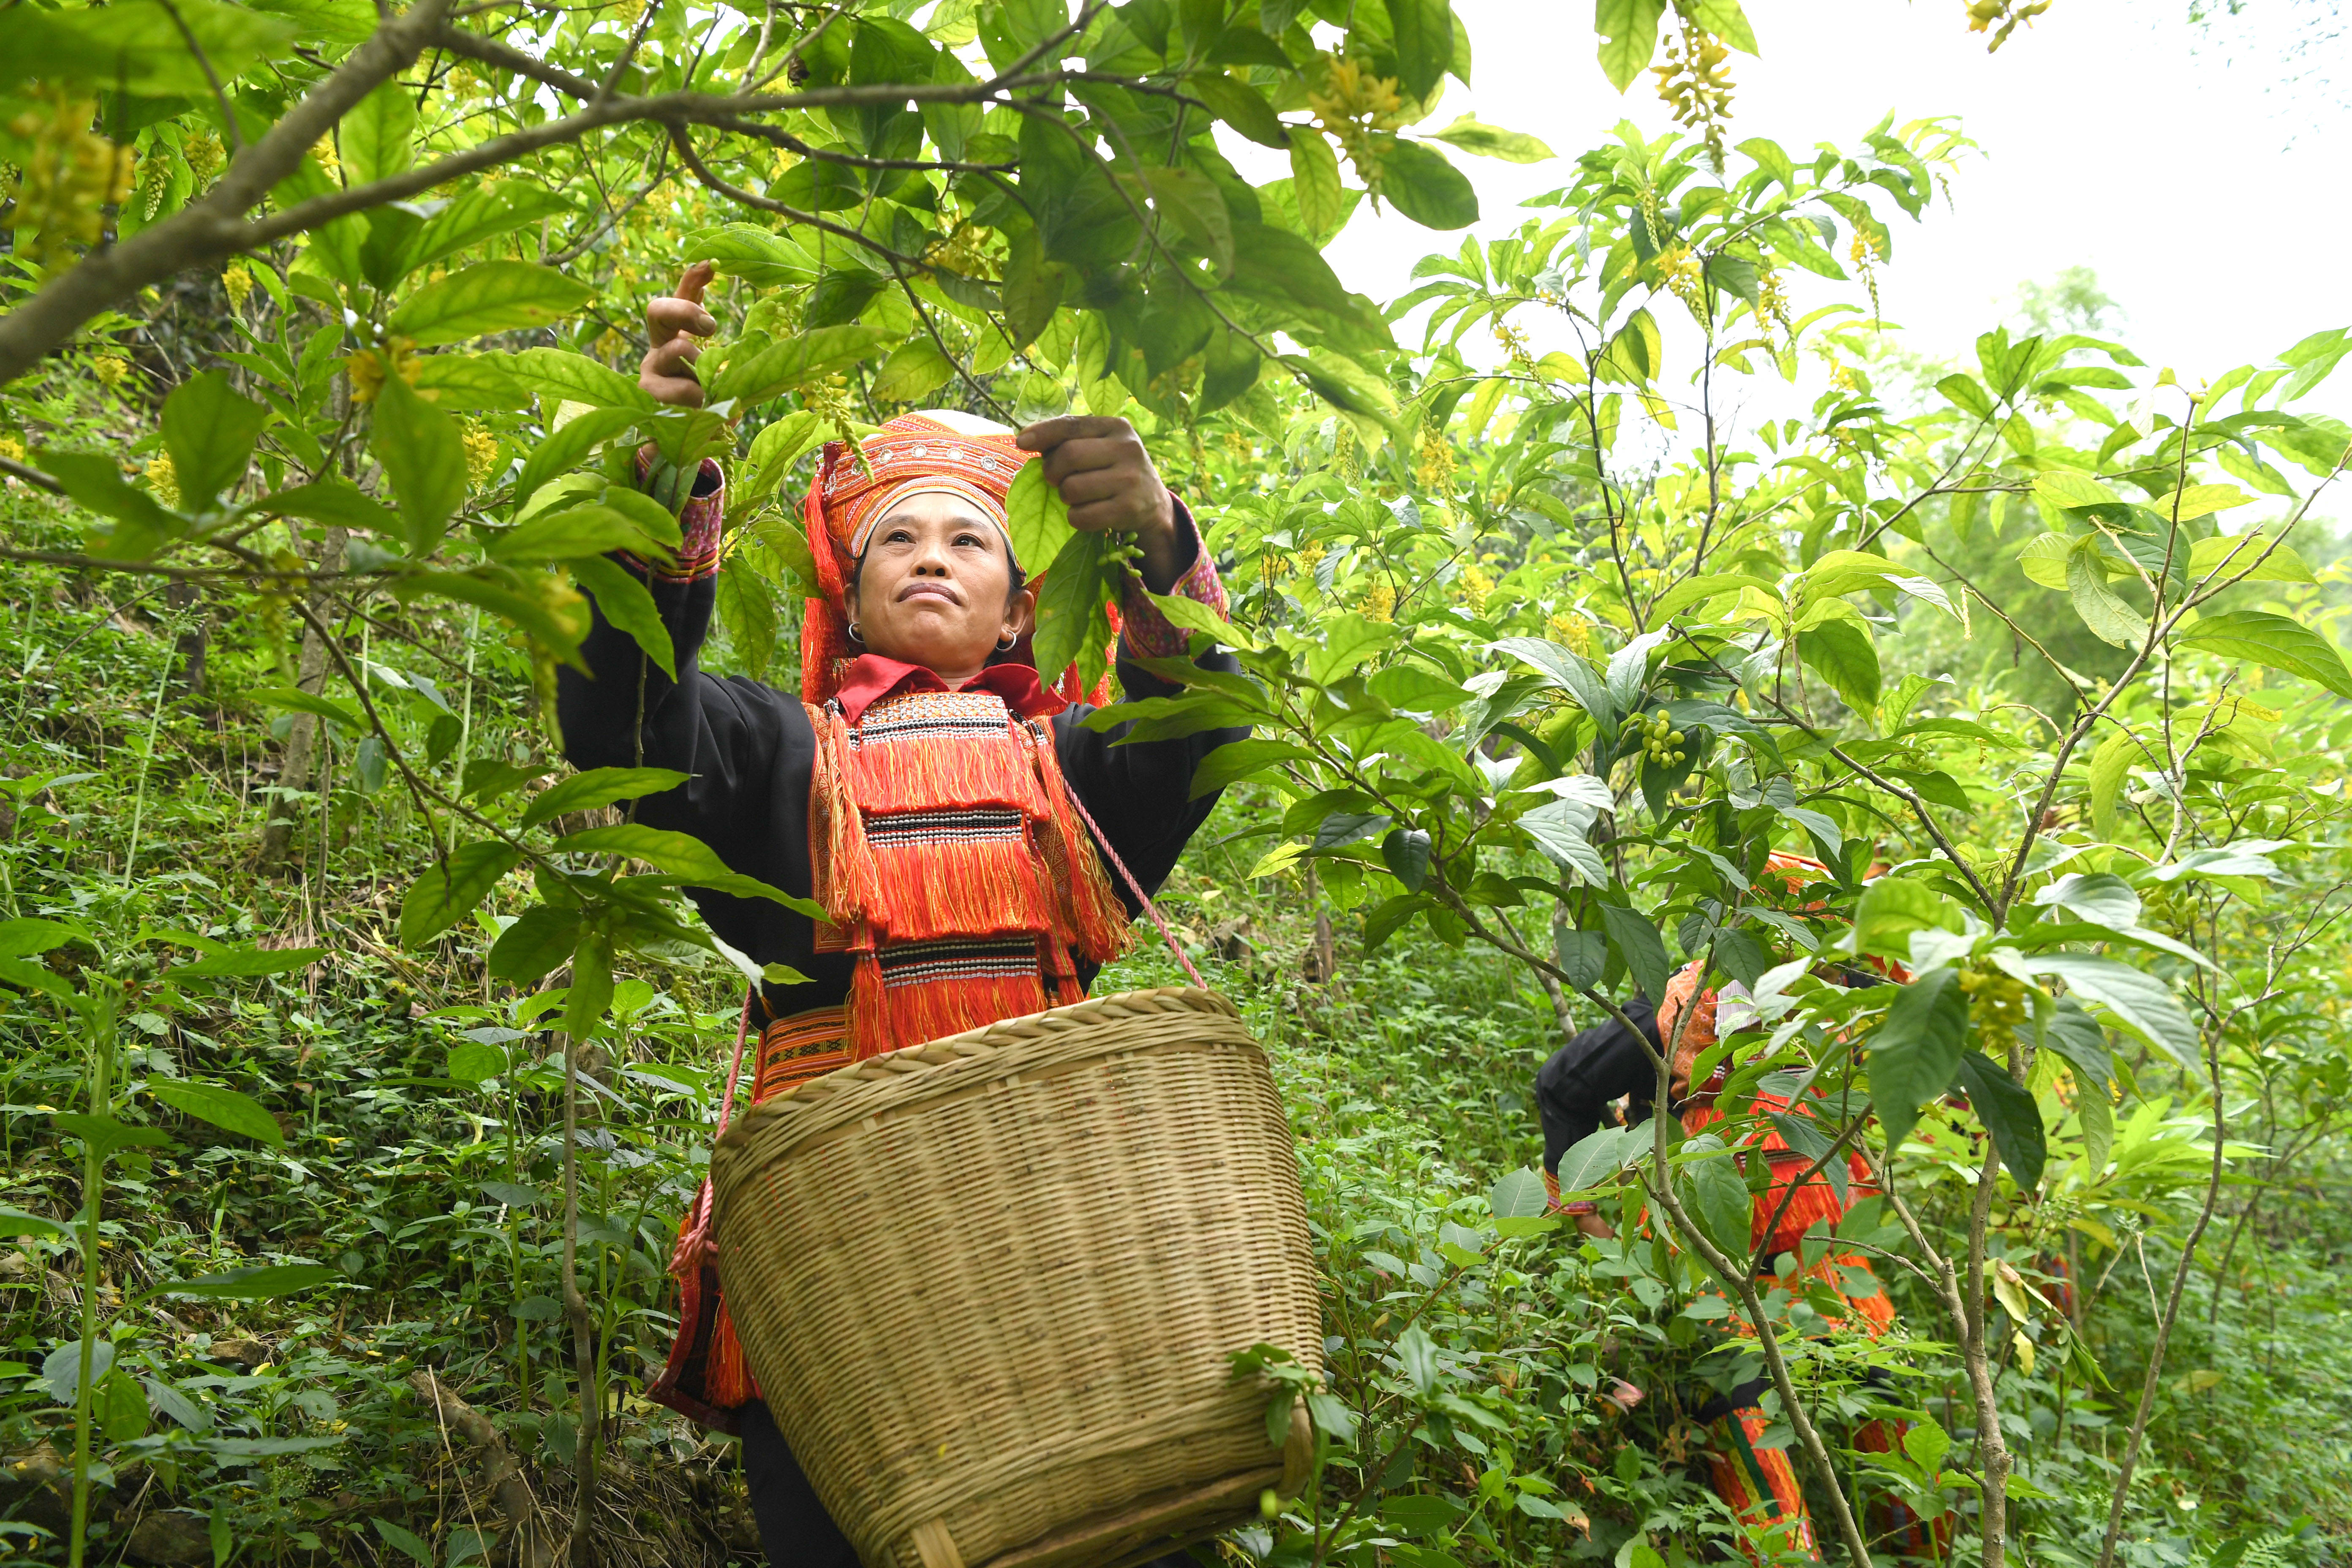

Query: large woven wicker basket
710 986 1321 1568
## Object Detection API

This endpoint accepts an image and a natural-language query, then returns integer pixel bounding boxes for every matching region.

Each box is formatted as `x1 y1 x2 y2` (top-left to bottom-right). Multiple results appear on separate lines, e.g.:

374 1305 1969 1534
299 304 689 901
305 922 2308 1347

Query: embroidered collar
833 654 1068 726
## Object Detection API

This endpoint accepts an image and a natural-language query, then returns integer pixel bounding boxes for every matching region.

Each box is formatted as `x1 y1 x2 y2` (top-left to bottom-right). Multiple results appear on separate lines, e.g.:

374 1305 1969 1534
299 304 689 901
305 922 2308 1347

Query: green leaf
372 374 466 557
871 339 956 404
552 824 822 915
400 841 525 948
0 918 84 958
1138 166 1236 275
52 1113 174 1155
1030 530 1116 684
0 1207 70 1239
1288 130 1348 247
248 686 361 731
2017 532 2074 590
412 352 527 412
563 930 614 1040
568 556 678 682
512 407 642 512
2085 730 2145 843
256 481 400 536
522 768 690 829
1424 114 1553 162
500 347 653 413
47 451 185 559
2015 953 2200 1070
1795 618 1881 712
0 0 294 96
1384 0 1453 99
1188 738 1313 799
681 223 823 288
2031 468 2121 513
463 760 553 803
340 78 416 189
490 503 663 567
408 184 574 276
1854 877 1964 959
169 945 324 979
446 1041 506 1083
162 372 267 508
1382 139 1480 230
1487 1167 1550 1220
1599 904 1670 1002
388 262 595 348
1681 1134 1751 1258
1186 69 1290 148
487 904 582 985
397 569 591 670
374 1519 434 1568
1955 1049 2044 1190
710 324 899 406
2186 532 2314 584
147 1081 283 1147
1870 966 1971 1151
2177 610 2352 700
2067 539 2147 649
1594 0 1666 91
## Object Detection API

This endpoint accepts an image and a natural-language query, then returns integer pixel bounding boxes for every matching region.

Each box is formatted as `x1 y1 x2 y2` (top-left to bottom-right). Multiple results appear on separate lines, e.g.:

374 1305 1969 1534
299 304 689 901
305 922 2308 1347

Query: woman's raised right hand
640 260 717 408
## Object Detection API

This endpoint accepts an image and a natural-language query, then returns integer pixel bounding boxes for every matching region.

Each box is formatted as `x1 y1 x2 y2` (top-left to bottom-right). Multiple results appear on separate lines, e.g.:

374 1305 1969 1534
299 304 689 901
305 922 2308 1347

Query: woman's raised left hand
1016 414 1189 591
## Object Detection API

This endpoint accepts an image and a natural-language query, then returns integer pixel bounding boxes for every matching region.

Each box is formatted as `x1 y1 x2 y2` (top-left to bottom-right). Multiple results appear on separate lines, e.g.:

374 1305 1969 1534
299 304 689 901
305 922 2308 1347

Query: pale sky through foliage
1236 0 2351 391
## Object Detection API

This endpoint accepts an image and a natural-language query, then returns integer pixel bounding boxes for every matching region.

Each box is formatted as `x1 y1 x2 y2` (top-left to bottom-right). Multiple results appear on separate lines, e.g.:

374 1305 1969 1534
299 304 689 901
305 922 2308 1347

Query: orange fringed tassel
705 1296 756 1407
877 966 1048 1056
1703 1407 1818 1564
848 724 1048 815
807 704 885 933
866 836 1055 944
1028 726 1133 964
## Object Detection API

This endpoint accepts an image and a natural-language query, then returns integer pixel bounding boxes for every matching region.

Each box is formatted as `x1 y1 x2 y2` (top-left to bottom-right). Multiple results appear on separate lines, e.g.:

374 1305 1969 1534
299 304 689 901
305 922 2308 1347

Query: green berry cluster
1641 709 1687 768
1957 964 2032 1030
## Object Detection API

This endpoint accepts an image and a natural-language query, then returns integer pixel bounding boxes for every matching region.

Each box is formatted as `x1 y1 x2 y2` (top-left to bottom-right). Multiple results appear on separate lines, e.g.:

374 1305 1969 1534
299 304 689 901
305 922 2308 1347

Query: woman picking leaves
558 265 1241 1565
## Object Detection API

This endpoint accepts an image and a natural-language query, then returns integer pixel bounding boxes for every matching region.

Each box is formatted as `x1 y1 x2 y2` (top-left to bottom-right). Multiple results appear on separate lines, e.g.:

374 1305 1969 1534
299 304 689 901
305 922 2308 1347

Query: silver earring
995 632 1017 652
847 621 863 644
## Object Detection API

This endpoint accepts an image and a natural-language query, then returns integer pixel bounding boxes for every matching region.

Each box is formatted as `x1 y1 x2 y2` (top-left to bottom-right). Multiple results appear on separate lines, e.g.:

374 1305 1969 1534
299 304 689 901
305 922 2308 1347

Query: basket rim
714 985 1241 1152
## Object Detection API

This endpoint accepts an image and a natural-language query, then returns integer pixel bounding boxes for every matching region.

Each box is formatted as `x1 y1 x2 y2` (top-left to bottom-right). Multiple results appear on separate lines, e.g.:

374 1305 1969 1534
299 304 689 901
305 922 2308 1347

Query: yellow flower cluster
348 337 422 403
925 222 998 282
1547 612 1592 654
183 129 223 186
1757 269 1794 342
1362 581 1396 622
1459 562 1496 612
800 373 871 470
1965 0 2053 52
1222 429 1253 462
1491 318 1535 370
144 451 180 509
1656 242 1706 310
1308 55 1408 192
223 262 255 310
462 425 501 488
92 354 128 389
1849 229 1883 320
0 434 24 465
1328 422 1360 484
1414 424 1456 489
1651 13 1735 169
7 89 135 270
311 135 341 183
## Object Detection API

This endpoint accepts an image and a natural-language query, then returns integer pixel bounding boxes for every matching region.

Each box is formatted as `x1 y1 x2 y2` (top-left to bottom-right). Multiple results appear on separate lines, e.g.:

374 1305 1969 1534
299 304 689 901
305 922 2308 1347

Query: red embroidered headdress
797 410 1118 708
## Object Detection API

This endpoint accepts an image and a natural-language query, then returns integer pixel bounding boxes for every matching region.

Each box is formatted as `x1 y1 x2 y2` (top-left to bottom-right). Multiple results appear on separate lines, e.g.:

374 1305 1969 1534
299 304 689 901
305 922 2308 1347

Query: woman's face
852 490 1034 683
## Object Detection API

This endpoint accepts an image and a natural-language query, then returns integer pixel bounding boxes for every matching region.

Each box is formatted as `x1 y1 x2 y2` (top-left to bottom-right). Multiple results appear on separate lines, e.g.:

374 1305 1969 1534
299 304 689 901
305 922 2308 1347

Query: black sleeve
1535 995 1663 1174
551 497 835 994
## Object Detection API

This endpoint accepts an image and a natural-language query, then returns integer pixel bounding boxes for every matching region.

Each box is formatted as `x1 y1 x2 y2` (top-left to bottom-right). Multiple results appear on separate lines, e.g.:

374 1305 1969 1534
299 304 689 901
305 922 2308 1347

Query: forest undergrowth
0 557 2342 1568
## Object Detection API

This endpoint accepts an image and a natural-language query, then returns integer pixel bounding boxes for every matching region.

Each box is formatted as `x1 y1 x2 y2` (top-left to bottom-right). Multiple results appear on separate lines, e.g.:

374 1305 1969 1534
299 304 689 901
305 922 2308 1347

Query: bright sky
1259 0 2350 384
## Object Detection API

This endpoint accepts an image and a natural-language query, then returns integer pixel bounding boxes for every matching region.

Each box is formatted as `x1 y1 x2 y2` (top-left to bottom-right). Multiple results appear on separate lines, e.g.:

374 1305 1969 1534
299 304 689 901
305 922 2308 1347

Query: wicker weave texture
711 988 1320 1568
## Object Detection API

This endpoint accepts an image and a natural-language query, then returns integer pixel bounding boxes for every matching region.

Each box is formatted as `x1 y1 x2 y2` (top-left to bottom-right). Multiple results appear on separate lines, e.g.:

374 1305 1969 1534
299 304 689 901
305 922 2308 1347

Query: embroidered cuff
1543 1169 1599 1217
628 446 725 583
1118 499 1228 660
